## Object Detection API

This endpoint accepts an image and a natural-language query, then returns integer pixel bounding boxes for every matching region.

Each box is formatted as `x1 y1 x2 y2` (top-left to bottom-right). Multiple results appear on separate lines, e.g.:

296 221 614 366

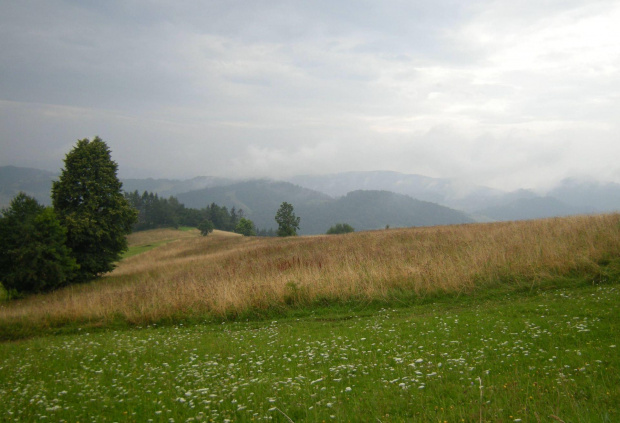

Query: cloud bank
1 0 619 190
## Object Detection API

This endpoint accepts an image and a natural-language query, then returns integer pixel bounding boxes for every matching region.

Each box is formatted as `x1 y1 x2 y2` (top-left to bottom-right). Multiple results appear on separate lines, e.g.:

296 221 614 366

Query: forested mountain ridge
287 170 620 215
176 180 333 233
288 170 502 211
299 190 474 234
177 181 474 234
2 166 618 227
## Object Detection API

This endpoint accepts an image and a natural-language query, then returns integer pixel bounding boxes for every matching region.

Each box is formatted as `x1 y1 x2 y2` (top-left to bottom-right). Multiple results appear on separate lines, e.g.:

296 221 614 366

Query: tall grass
1 214 619 334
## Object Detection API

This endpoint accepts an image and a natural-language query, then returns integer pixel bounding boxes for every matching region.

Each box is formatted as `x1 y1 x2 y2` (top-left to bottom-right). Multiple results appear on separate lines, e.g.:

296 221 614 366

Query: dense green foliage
124 190 183 230
275 202 301 237
0 193 77 294
124 191 246 234
52 137 137 282
235 217 256 236
326 223 355 234
197 219 215 236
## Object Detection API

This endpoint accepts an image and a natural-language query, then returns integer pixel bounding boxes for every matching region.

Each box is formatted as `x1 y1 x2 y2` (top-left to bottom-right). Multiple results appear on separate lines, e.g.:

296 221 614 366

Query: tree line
123 191 276 237
124 190 244 232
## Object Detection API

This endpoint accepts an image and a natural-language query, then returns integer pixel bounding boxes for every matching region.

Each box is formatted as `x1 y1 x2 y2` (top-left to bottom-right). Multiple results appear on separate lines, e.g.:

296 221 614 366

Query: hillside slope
549 178 620 212
475 196 582 221
1 213 618 340
288 170 503 211
300 190 474 233
177 181 474 233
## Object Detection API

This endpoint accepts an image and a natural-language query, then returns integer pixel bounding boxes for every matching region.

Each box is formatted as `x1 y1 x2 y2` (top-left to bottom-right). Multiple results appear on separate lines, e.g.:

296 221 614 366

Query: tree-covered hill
300 190 474 234
176 180 333 233
177 182 474 234
4 166 616 227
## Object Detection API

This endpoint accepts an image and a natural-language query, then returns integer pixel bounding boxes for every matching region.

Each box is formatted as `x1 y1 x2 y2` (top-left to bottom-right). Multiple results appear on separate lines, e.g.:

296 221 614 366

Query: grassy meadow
121 228 238 259
1 214 619 337
1 214 620 421
1 280 618 422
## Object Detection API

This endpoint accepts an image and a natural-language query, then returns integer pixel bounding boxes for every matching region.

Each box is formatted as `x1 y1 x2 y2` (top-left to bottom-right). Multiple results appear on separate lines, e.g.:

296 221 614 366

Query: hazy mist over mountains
2 166 619 233
3 1 619 213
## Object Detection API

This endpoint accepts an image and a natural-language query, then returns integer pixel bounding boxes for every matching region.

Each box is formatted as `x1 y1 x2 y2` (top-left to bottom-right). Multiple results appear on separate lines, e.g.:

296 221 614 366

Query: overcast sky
1 0 619 191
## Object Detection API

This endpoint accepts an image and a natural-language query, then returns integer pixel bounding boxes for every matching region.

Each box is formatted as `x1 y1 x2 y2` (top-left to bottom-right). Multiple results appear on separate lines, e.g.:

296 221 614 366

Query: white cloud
231 142 340 178
1 0 619 190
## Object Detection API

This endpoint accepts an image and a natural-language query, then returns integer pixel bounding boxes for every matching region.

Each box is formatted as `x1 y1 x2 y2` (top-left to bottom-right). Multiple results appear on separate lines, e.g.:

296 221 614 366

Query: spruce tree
52 137 137 282
275 202 301 237
0 193 78 294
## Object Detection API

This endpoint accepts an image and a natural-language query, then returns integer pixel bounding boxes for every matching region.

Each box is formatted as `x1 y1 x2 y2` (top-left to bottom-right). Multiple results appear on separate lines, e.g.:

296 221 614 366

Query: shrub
326 223 355 234
235 218 256 236
198 219 215 236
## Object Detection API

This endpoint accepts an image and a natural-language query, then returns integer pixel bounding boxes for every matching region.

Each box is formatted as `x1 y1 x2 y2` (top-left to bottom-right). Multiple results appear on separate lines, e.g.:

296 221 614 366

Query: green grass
178 226 196 231
1 281 618 422
121 240 173 259
121 226 196 260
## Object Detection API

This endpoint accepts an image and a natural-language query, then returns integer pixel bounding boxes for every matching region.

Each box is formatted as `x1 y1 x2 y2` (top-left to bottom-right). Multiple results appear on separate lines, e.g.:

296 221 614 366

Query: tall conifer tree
52 137 137 281
275 202 301 237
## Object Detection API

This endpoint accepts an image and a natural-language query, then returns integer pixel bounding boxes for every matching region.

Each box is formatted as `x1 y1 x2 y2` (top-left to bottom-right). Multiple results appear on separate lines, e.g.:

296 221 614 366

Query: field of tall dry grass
1 214 619 332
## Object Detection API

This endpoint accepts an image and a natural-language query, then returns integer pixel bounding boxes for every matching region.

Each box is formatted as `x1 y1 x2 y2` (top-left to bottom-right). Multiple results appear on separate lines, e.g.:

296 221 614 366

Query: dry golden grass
1 214 619 329
126 227 201 247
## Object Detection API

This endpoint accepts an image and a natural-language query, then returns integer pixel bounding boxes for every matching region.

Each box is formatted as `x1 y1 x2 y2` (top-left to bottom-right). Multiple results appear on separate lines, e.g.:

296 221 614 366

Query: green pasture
1 282 618 422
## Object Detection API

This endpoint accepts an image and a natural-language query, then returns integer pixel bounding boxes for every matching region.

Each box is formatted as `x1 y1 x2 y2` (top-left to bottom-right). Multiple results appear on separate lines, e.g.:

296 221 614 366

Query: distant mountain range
2 166 619 232
301 190 473 234
0 166 56 207
476 196 582 222
289 171 501 211
177 181 473 233
177 180 332 233
548 178 620 213
287 171 620 220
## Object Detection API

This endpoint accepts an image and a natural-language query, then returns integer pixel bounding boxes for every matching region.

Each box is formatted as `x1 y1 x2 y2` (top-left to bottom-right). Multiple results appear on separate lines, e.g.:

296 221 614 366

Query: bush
235 218 256 236
198 219 215 236
326 223 355 234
